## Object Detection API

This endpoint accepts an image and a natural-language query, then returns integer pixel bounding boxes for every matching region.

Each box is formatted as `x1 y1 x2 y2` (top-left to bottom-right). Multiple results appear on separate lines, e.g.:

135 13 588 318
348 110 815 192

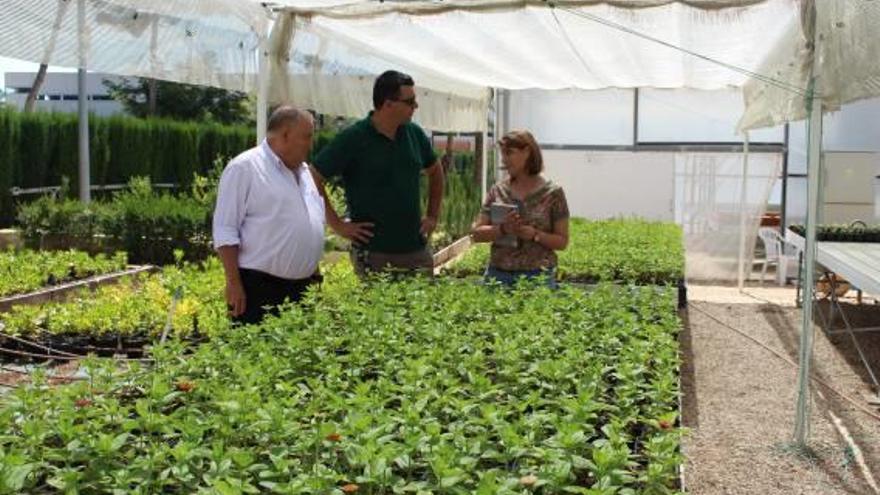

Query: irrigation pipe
0 325 82 358
688 302 880 422
0 345 150 363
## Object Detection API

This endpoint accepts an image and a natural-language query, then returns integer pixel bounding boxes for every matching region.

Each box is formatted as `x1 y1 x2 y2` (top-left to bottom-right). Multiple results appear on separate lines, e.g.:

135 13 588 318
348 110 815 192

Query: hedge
0 107 255 225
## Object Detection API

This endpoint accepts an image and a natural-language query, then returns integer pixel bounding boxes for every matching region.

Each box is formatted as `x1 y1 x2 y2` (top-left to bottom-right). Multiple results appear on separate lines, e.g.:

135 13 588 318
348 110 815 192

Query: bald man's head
266 105 314 170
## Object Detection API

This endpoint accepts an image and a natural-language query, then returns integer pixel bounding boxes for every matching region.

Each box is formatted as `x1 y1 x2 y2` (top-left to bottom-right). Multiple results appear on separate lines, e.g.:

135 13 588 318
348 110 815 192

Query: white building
3 72 125 117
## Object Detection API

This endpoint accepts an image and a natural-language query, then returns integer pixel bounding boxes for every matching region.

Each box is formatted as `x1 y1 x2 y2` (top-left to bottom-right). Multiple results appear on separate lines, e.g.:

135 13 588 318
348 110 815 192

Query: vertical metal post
489 88 501 201
794 78 823 446
256 37 269 144
77 0 90 203
633 88 639 148
480 126 488 203
780 123 790 234
737 132 750 290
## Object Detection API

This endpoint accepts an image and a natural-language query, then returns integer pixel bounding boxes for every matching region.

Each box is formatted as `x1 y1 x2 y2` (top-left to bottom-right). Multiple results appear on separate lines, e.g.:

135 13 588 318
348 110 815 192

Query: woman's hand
500 210 520 236
514 223 538 241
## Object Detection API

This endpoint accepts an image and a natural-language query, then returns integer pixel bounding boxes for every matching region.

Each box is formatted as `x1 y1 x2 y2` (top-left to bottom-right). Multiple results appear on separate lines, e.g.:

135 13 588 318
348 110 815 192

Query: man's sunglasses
393 96 418 107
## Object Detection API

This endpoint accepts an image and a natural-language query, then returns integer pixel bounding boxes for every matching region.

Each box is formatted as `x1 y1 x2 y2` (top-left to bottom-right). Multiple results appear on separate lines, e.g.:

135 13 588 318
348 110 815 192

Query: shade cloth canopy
0 0 800 131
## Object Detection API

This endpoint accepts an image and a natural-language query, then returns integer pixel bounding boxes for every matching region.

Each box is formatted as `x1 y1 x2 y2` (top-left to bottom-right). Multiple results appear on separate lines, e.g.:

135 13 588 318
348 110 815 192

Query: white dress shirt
213 140 325 280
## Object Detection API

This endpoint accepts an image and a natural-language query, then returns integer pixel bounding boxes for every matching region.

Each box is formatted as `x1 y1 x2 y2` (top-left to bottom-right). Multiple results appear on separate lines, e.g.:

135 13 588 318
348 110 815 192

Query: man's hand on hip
226 280 246 317
336 219 374 245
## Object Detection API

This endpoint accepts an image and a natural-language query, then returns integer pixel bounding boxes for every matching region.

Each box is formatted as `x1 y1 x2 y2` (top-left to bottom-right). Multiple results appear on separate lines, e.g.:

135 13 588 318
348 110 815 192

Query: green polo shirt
314 113 437 253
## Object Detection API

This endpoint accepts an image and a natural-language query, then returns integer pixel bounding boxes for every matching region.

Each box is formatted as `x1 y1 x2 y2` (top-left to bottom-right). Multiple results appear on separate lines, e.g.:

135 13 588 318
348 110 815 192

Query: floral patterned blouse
480 178 569 271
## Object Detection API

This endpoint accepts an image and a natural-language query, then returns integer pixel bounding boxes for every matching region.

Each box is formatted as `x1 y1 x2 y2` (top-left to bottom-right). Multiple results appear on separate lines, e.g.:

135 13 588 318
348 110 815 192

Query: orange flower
658 419 673 430
341 483 359 493
326 432 342 442
176 380 196 393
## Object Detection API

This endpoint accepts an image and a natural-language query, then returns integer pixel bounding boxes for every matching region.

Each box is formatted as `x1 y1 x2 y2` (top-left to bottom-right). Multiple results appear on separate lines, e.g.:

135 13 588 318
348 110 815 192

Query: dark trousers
233 268 320 325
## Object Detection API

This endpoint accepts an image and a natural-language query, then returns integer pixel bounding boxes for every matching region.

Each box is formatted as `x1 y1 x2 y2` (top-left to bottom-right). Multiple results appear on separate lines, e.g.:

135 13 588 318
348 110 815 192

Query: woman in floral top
471 130 569 287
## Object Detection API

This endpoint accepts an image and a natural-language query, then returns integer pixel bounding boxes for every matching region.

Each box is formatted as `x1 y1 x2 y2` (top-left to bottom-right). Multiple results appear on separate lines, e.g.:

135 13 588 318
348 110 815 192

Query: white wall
817 152 878 224
783 97 880 225
509 87 788 146
542 150 675 220
508 89 633 145
508 88 785 223
639 88 784 143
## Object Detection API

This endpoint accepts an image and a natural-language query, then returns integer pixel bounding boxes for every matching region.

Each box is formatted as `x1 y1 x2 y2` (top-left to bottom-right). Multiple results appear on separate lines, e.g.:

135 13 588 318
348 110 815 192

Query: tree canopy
105 78 251 125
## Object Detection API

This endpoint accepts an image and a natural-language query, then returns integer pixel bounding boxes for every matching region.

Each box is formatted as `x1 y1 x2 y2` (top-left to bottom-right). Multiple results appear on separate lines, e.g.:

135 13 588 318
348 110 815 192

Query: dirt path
681 283 880 494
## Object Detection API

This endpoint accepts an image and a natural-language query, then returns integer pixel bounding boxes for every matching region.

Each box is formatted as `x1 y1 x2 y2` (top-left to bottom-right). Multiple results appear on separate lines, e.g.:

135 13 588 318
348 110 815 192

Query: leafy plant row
446 218 685 284
16 174 219 265
0 249 128 298
17 154 483 263
0 263 681 494
789 223 880 243
0 257 229 349
424 165 483 248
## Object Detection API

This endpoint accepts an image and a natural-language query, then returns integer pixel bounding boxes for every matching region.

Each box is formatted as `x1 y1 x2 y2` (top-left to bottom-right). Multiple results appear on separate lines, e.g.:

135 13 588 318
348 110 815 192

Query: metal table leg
827 272 880 403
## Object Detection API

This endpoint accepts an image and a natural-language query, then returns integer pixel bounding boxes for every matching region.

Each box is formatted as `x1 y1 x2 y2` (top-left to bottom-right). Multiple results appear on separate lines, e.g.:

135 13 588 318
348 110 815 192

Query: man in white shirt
213 106 325 324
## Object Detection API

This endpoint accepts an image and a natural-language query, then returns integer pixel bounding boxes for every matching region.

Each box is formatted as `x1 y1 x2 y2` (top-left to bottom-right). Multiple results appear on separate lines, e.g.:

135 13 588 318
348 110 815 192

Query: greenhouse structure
0 0 878 493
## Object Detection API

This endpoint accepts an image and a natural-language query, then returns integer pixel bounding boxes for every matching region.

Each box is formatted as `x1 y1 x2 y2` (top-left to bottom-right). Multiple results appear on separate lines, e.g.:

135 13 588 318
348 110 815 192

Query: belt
239 267 322 285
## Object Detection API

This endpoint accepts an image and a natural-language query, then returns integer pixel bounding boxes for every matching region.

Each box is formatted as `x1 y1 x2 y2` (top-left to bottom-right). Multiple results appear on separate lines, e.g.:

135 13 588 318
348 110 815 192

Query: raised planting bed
0 263 682 494
0 249 128 299
0 259 228 358
0 265 157 313
444 218 686 306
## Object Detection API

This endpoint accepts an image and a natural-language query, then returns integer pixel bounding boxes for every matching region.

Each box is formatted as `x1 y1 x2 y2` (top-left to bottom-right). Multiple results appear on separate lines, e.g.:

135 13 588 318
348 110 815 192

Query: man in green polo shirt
311 70 444 276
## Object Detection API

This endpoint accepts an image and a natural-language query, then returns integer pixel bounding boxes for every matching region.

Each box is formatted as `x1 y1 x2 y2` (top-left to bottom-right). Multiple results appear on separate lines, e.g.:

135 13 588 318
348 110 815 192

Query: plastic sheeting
740 0 880 131
292 1 797 91
0 0 267 92
270 0 797 130
676 151 781 281
266 13 491 132
274 0 772 18
0 0 800 131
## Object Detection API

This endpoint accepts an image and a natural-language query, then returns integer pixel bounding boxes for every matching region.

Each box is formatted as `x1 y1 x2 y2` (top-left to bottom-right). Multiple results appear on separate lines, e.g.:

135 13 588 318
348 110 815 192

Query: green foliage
99 177 213 264
448 218 685 284
17 173 217 265
104 78 251 125
0 262 681 494
15 181 106 243
424 153 483 249
0 249 127 298
1 258 227 340
0 107 254 226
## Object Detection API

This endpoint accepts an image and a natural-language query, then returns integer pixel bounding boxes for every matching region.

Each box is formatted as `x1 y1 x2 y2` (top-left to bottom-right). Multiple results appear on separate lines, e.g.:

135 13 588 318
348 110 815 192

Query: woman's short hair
498 130 543 175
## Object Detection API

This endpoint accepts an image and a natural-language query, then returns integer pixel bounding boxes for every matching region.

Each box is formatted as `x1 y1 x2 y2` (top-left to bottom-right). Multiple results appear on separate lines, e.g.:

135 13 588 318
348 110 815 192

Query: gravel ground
682 282 880 494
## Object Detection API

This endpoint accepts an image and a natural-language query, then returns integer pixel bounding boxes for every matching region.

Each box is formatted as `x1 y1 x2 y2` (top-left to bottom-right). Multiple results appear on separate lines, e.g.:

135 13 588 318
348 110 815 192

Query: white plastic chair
757 227 799 286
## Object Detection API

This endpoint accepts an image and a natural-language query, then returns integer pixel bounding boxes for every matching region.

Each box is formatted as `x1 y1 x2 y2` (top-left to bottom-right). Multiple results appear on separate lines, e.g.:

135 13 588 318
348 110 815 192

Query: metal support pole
481 124 488 203
77 0 90 203
633 88 639 148
256 37 269 143
780 123 790 234
499 88 511 184
794 78 823 446
737 132 750 290
489 88 501 201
